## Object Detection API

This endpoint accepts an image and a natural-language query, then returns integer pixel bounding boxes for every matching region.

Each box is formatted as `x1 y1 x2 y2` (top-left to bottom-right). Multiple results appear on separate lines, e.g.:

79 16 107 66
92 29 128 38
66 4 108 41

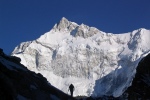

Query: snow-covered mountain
11 17 150 97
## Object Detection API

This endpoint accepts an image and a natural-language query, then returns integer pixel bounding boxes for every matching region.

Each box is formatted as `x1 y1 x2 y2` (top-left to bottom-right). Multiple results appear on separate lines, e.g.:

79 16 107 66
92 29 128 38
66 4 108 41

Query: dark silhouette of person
69 84 74 97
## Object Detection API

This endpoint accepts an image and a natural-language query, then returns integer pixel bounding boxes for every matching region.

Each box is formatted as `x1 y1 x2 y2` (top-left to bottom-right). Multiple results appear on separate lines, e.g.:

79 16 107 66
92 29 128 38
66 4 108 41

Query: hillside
0 48 75 100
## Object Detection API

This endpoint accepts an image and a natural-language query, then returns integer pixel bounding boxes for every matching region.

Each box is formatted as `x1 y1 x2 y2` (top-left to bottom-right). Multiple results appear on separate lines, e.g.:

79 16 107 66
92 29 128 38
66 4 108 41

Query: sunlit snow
12 18 150 97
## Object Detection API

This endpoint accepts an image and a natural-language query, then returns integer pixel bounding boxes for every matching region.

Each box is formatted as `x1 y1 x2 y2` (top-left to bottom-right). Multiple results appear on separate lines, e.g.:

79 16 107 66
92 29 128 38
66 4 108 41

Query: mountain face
11 17 150 97
0 48 75 100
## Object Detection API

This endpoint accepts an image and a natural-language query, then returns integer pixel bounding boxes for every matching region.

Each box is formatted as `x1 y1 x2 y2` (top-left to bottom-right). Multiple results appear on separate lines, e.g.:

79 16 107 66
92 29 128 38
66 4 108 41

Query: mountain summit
52 17 75 32
52 17 102 38
11 18 150 97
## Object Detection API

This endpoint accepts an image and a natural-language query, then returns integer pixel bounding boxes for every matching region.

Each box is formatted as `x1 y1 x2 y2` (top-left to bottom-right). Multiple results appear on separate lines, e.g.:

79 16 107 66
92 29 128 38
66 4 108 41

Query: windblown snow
12 17 150 97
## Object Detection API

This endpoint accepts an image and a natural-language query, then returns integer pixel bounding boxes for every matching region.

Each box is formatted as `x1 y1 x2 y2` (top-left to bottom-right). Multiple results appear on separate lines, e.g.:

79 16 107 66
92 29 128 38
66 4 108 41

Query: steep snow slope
12 17 150 97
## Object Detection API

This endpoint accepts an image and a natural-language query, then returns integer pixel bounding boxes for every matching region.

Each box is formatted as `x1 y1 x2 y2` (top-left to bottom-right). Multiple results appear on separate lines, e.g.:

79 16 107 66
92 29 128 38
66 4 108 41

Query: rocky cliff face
0 48 75 100
11 17 150 97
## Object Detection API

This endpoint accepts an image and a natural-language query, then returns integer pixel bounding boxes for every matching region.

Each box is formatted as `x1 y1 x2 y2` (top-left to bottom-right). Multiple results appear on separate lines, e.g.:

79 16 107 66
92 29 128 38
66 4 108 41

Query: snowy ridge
12 17 150 97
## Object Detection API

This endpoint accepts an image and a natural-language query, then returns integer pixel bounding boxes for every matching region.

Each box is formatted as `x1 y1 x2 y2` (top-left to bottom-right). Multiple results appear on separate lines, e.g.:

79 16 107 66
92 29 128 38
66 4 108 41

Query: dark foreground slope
0 48 75 100
123 53 150 99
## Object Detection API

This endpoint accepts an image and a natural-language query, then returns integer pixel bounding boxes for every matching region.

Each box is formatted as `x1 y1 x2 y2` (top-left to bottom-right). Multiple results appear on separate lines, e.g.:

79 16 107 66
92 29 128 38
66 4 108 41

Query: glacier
11 17 150 97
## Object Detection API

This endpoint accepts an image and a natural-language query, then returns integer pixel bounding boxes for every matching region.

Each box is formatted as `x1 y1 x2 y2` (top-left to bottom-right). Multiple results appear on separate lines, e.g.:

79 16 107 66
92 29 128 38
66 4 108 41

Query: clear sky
0 0 150 54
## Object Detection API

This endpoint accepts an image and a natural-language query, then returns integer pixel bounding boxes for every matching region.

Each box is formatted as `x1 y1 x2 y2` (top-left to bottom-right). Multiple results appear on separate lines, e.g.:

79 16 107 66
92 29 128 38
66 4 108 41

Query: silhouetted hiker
69 84 74 97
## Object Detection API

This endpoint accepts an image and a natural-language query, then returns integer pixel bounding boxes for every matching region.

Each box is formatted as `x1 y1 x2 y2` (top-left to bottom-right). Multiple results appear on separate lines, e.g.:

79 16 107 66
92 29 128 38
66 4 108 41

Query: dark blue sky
0 0 150 54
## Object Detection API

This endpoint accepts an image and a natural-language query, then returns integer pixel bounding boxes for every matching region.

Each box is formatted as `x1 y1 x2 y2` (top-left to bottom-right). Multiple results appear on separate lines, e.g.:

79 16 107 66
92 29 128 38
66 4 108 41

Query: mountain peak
60 17 69 22
56 17 70 30
52 17 70 31
52 17 78 32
